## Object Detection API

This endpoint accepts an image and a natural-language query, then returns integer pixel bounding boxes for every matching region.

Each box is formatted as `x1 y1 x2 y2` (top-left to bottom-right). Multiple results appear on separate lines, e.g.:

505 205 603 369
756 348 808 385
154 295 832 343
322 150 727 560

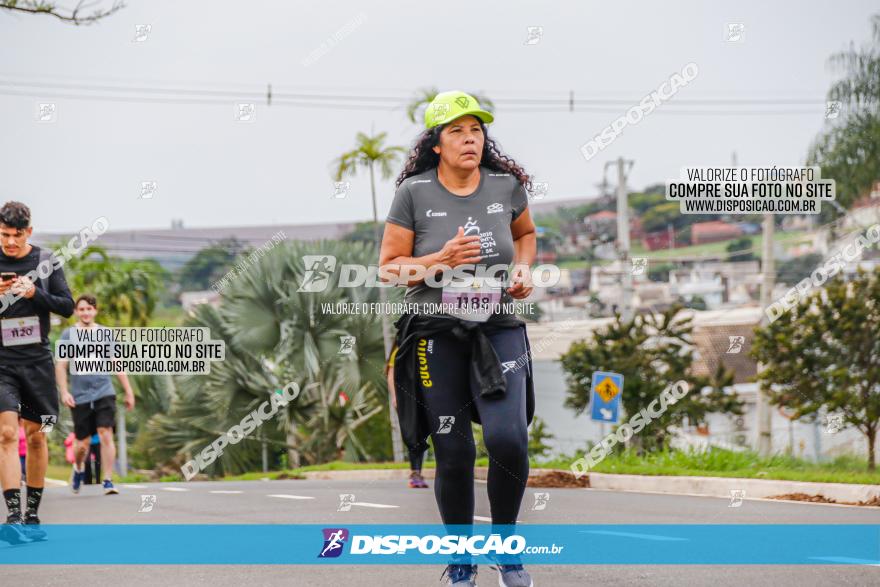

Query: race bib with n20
1 315 41 346
441 279 502 323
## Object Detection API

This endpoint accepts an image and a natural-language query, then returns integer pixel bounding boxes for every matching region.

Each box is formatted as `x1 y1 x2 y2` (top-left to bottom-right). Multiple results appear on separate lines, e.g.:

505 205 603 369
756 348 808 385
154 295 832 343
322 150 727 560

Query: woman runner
380 91 537 587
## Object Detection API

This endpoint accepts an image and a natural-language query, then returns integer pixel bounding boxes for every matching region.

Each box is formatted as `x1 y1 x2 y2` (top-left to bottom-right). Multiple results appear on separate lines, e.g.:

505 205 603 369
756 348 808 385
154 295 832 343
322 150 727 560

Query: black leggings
417 328 530 526
409 449 424 472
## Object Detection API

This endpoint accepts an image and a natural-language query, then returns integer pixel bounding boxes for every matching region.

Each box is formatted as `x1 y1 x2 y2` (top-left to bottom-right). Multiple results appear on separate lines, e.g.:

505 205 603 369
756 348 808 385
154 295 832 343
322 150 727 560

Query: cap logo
454 96 470 108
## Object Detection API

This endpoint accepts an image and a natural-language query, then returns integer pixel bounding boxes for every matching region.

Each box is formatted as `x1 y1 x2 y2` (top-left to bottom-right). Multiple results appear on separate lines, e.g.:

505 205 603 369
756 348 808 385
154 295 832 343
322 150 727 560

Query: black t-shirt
0 245 75 364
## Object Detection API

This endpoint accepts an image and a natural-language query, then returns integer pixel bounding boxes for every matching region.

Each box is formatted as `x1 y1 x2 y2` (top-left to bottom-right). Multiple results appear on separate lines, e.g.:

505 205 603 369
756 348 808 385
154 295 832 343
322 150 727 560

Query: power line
0 78 829 115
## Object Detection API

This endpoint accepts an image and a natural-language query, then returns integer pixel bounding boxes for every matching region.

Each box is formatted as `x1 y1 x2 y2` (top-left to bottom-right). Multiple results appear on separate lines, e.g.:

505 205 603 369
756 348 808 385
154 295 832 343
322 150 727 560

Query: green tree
647 262 675 283
777 253 824 286
641 202 683 233
560 306 742 451
629 192 667 216
808 14 880 214
726 237 756 262
60 244 164 326
405 87 495 125
751 267 880 470
527 416 555 459
679 295 708 311
178 238 248 291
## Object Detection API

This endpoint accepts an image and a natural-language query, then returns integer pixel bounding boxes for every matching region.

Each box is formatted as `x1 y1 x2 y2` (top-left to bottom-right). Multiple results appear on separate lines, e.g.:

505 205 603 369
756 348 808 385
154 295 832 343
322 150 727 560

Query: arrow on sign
600 408 612 420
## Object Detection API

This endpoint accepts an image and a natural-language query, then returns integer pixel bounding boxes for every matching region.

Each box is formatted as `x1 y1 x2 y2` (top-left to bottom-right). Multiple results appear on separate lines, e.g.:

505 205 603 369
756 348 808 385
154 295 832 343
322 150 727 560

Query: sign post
590 371 624 428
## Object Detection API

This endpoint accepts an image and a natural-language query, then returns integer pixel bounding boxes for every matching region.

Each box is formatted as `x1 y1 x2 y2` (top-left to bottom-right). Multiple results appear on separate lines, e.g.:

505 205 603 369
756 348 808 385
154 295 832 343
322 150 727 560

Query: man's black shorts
0 357 59 425
72 395 116 440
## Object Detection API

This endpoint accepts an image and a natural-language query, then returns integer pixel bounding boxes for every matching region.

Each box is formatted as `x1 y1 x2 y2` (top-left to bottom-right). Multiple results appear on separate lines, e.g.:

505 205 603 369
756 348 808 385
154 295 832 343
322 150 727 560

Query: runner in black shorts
380 92 537 587
56 294 135 495
0 201 74 544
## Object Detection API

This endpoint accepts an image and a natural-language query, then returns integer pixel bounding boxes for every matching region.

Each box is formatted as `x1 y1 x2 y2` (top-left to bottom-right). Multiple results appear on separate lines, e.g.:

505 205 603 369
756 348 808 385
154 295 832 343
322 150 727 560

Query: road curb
302 468 879 505
586 472 880 504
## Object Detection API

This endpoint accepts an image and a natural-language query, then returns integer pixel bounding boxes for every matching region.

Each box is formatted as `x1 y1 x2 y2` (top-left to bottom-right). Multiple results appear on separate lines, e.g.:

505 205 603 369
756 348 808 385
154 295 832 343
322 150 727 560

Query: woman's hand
437 226 482 268
507 263 533 299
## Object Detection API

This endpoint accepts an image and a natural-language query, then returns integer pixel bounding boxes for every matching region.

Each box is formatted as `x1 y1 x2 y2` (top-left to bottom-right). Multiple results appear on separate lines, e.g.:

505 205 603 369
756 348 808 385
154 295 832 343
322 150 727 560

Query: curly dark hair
395 121 531 191
0 201 31 229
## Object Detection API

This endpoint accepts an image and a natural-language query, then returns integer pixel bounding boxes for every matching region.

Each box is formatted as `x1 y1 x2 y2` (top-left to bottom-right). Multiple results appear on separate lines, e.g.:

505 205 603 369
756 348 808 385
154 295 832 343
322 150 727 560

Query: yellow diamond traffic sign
595 377 620 403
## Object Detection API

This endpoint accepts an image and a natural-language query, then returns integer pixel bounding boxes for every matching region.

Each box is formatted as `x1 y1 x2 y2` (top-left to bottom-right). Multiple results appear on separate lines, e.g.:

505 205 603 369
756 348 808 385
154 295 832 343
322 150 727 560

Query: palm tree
333 131 407 461
334 132 406 240
404 86 496 125
296 376 383 463
807 13 880 215
145 240 398 475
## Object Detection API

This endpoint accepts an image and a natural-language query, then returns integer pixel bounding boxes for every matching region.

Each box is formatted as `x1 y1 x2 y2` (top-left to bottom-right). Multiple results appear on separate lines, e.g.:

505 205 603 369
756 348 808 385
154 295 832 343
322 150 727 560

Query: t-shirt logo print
454 96 470 108
463 217 481 236
487 203 504 214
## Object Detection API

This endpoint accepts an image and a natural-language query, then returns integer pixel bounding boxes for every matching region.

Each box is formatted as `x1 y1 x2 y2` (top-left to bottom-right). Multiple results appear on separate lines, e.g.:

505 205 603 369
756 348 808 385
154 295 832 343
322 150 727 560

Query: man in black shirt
0 202 74 543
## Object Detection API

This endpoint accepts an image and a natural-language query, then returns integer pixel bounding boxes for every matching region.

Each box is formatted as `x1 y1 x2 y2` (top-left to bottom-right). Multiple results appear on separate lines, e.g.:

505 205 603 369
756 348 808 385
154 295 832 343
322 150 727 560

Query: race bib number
441 279 502 323
2 315 41 347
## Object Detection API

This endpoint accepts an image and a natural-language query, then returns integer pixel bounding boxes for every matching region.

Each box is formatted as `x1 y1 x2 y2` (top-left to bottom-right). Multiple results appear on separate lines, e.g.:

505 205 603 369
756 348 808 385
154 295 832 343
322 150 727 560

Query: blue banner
1 524 878 565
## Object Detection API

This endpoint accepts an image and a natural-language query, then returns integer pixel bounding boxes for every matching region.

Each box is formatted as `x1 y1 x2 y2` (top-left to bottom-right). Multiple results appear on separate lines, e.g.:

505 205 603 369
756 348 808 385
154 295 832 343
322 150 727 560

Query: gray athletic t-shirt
386 166 529 308
59 325 116 405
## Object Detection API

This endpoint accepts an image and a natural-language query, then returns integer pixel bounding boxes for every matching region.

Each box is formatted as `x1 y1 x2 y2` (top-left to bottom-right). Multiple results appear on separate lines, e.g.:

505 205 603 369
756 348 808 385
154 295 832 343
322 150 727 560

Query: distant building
642 228 675 251
584 210 617 235
32 220 357 269
180 290 220 312
690 220 743 245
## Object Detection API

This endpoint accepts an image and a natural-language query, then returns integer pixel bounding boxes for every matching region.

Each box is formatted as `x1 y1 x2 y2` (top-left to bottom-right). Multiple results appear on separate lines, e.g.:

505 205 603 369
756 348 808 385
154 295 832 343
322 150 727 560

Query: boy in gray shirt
55 294 134 495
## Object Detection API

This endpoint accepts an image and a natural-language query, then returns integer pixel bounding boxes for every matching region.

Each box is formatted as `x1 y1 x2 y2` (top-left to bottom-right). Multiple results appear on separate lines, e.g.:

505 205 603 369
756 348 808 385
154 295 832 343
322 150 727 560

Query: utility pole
116 408 128 476
757 211 775 455
733 150 774 454
608 157 635 323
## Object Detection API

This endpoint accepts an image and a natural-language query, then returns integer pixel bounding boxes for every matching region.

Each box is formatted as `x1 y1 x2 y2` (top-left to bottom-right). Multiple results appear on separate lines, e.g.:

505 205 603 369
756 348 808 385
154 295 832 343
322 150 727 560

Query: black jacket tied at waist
392 312 536 455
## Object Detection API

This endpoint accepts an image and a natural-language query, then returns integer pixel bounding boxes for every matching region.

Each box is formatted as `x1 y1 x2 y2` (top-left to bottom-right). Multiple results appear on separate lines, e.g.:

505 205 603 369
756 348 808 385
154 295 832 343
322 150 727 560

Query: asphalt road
2 477 879 586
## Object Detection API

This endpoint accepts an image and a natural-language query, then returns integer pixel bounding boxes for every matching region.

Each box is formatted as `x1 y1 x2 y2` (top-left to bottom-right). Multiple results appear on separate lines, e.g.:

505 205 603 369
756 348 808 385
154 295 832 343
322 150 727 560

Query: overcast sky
1 0 877 233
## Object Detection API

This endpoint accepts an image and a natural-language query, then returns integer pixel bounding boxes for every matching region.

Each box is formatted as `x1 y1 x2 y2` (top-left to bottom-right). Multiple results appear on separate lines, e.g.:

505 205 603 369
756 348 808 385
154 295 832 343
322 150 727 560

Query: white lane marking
44 478 67 488
210 490 243 494
123 484 148 489
161 487 189 492
268 494 315 500
350 502 399 509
